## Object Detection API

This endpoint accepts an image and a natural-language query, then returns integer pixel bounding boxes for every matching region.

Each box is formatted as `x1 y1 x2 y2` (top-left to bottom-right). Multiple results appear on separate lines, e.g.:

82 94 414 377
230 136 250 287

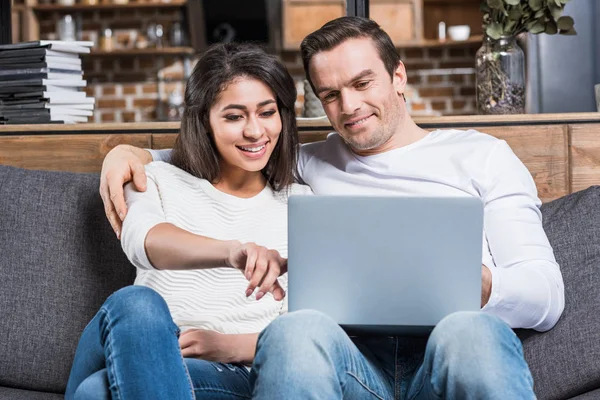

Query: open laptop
287 195 484 336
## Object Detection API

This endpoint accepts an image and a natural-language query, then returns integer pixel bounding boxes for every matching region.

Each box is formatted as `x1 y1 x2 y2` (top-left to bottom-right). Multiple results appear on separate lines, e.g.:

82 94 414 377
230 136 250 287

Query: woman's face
209 76 282 174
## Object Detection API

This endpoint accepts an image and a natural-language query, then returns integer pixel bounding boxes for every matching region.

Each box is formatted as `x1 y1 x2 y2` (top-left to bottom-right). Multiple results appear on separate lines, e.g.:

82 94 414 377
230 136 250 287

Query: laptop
287 195 484 336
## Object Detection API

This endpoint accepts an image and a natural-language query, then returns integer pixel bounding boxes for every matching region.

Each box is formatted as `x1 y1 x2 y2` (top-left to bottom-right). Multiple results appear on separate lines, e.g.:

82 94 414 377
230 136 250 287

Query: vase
476 35 526 115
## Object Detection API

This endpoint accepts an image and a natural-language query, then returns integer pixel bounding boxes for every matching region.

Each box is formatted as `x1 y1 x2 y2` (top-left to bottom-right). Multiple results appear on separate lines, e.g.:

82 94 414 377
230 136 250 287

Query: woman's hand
179 329 258 364
226 242 287 301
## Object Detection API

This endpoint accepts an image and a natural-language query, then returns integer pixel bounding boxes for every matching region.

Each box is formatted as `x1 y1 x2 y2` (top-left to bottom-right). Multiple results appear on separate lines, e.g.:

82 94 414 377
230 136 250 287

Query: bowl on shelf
447 25 471 41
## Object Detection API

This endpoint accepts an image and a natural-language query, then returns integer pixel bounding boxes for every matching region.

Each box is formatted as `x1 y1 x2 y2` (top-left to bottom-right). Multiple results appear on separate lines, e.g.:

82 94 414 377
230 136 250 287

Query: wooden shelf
89 47 194 56
33 0 186 12
397 35 483 48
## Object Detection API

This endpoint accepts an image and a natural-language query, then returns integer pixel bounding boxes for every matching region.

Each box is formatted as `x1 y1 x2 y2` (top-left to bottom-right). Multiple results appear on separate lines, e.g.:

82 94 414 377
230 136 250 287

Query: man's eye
356 81 370 89
323 92 337 102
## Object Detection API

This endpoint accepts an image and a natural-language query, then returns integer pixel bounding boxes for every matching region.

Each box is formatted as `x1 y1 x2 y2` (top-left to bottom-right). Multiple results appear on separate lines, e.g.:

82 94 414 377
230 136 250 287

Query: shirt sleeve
147 148 173 163
120 169 167 270
481 140 565 332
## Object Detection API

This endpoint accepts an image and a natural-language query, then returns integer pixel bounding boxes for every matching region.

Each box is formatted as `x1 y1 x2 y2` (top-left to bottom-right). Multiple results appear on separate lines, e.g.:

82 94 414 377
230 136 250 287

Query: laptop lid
287 195 484 336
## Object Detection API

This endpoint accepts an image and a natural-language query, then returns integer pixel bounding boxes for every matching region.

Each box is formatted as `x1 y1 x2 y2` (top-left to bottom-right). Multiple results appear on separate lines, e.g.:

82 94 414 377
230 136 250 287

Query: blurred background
4 0 599 123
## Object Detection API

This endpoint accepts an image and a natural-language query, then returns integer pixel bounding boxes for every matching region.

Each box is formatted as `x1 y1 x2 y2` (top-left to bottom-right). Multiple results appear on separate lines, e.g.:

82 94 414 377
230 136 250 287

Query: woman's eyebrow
221 99 276 112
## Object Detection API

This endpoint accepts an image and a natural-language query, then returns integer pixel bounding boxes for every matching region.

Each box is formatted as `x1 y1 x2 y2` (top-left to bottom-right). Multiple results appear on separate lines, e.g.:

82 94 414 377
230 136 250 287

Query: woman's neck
212 163 267 198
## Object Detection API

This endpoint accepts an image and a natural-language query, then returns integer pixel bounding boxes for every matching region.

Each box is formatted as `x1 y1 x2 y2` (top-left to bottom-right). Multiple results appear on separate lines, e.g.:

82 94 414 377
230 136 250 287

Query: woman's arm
120 172 286 299
145 223 238 270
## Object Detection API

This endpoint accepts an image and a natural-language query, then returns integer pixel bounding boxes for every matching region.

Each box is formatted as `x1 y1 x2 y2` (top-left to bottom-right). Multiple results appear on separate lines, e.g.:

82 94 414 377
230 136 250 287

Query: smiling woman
65 42 313 400
172 43 299 193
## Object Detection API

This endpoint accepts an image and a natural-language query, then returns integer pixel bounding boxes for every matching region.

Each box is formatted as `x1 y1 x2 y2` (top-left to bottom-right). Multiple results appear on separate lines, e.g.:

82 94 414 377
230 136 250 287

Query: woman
65 42 312 399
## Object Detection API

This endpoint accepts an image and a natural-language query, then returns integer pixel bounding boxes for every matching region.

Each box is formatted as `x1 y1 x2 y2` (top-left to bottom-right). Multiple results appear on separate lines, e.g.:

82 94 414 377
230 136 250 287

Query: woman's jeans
65 286 252 400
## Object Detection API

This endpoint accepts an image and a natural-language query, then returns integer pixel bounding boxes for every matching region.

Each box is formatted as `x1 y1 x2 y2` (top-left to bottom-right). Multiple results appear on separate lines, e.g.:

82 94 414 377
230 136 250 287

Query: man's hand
99 144 152 238
227 243 287 301
481 265 492 307
179 329 258 364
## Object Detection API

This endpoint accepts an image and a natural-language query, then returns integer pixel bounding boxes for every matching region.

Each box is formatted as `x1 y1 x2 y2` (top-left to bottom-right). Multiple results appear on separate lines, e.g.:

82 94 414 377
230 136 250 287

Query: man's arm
100 144 172 237
481 140 565 332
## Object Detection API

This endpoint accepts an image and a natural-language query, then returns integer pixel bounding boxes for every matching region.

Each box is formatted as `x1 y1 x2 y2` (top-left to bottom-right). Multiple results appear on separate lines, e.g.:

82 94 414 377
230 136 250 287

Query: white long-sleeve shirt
120 161 313 333
150 128 565 332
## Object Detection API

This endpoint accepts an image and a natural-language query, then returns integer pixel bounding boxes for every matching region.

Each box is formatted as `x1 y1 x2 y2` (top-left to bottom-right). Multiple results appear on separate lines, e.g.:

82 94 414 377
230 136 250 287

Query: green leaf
545 20 558 34
486 22 504 40
560 27 577 35
560 0 570 4
504 19 517 33
557 16 574 30
530 21 546 34
529 0 543 11
548 3 563 20
534 9 546 18
509 6 523 20
487 0 503 9
505 0 520 5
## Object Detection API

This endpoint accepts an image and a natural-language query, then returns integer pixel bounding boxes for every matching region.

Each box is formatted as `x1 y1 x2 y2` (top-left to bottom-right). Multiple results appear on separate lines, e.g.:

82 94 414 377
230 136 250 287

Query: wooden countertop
1 113 599 135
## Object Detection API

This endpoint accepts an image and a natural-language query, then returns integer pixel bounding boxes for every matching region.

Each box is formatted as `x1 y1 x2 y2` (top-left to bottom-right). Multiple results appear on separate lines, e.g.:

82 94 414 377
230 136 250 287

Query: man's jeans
65 286 252 400
250 309 535 400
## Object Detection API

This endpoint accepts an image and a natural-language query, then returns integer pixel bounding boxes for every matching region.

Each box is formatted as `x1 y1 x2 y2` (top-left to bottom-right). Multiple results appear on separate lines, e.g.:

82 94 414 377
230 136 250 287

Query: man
100 17 564 399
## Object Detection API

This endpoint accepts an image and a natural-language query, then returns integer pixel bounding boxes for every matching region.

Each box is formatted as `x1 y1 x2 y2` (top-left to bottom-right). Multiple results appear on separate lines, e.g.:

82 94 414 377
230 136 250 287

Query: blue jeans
65 286 252 400
250 309 535 400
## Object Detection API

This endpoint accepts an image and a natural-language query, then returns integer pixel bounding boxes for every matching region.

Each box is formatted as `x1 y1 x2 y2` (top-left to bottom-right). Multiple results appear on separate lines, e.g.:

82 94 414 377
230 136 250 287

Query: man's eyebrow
315 69 375 95
221 99 276 112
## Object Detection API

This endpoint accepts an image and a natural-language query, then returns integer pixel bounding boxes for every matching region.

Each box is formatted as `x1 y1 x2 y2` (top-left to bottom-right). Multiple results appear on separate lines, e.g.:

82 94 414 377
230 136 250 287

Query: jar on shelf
475 35 526 115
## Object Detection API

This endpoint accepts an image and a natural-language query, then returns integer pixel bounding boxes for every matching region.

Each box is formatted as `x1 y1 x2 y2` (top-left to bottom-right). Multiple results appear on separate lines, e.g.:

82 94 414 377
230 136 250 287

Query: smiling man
98 17 564 399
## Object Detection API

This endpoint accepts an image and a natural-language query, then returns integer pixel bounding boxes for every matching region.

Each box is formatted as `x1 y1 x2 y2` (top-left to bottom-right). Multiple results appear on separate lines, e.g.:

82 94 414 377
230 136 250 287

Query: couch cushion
518 186 600 399
0 386 64 400
0 165 136 393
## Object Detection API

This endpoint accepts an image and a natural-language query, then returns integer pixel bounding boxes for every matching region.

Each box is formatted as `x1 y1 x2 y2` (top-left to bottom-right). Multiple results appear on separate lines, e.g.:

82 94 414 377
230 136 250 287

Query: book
0 48 81 60
0 62 83 72
0 78 87 88
0 85 82 94
0 40 93 54
0 55 82 66
0 69 83 80
11 93 94 105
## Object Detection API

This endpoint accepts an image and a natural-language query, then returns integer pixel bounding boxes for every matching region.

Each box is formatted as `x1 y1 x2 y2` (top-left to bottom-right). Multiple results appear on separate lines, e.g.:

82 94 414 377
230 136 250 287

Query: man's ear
393 61 408 97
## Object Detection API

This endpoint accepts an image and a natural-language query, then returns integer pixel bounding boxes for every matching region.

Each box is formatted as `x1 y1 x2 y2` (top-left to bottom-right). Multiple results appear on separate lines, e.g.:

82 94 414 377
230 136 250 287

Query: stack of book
0 40 95 124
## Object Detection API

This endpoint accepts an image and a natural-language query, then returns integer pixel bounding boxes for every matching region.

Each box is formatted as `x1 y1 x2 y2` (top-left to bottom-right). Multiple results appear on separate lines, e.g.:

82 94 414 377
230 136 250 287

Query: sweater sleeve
120 169 167 270
480 140 565 332
147 148 173 163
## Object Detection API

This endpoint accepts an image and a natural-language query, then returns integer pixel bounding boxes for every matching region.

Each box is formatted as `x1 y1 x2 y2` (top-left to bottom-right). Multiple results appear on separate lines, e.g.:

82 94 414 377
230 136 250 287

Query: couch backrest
0 165 136 393
520 186 600 399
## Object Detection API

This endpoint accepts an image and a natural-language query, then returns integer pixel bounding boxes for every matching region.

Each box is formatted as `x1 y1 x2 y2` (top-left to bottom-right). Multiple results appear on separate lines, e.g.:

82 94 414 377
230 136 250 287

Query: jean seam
346 371 386 400
99 308 123 400
408 371 442 400
193 387 251 399
177 328 197 400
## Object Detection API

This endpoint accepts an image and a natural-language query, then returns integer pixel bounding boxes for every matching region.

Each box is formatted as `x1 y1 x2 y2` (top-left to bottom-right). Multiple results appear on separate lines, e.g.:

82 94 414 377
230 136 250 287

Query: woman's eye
261 110 277 117
225 115 242 121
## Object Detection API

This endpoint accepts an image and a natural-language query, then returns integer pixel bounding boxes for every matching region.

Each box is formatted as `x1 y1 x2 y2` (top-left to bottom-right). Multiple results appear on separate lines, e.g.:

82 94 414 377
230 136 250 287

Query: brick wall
37 5 480 122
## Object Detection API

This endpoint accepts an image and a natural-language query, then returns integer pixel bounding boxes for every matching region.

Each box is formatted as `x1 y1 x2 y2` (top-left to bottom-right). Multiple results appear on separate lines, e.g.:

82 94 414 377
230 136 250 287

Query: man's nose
340 90 361 115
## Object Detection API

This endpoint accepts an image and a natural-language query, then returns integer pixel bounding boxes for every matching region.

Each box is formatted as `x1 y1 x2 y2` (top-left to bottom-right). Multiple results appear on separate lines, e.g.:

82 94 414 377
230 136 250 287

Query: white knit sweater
120 161 313 333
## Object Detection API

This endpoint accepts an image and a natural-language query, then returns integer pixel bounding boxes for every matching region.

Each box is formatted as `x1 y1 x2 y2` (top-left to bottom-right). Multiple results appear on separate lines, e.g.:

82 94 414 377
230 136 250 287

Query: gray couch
1 164 600 399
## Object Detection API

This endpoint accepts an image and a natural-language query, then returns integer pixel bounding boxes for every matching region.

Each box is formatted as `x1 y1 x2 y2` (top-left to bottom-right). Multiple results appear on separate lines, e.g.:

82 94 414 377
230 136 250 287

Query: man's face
309 37 406 153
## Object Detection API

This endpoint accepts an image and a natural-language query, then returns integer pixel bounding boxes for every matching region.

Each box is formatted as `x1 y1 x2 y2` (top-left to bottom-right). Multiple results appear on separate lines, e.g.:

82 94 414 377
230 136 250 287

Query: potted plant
476 0 576 115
